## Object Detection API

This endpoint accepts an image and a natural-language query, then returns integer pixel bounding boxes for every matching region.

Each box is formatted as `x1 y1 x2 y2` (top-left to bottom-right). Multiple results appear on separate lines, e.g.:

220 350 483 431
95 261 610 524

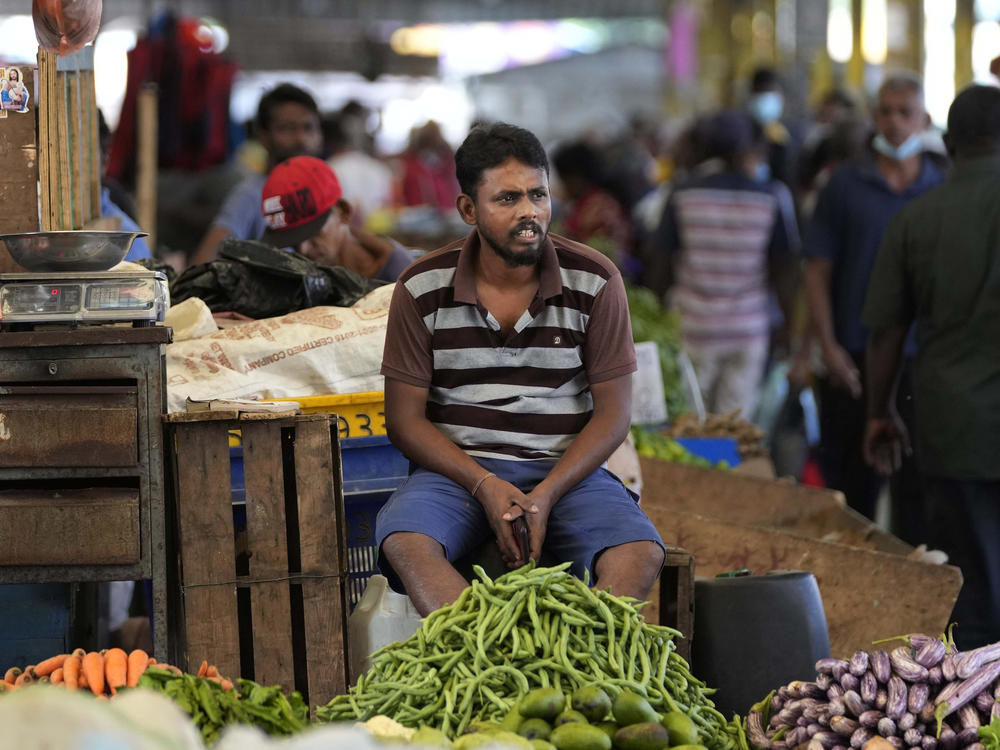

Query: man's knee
382 531 446 567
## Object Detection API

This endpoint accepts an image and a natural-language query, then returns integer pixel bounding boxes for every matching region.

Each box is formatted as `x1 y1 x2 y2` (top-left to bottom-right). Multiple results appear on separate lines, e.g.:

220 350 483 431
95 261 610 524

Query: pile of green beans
317 563 738 749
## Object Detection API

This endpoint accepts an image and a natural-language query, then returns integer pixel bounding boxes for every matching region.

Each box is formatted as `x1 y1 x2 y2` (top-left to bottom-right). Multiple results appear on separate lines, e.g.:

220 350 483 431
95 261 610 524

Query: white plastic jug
347 575 423 682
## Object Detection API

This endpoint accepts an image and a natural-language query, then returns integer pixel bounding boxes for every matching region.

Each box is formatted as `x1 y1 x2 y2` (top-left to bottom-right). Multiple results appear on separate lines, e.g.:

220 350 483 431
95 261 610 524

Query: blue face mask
872 132 924 161
748 92 784 124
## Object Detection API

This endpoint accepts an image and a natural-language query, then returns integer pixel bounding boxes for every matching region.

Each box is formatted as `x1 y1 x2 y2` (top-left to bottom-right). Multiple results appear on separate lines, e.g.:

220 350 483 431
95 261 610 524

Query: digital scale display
0 272 168 326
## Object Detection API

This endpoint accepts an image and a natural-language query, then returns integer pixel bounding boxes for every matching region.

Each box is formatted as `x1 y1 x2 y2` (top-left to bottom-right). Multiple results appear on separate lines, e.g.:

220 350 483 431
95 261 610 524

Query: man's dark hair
703 110 755 167
552 141 607 187
255 83 319 134
946 84 1000 156
455 122 549 198
750 66 783 93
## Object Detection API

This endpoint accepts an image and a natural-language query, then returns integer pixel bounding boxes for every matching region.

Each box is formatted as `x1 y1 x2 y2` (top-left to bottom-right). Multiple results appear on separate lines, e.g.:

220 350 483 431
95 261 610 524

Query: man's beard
480 221 547 268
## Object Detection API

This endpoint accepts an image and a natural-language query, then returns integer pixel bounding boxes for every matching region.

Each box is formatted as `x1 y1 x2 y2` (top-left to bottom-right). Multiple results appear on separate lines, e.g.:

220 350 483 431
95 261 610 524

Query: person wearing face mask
862 84 1000 649
259 156 415 282
801 72 944 539
746 67 797 189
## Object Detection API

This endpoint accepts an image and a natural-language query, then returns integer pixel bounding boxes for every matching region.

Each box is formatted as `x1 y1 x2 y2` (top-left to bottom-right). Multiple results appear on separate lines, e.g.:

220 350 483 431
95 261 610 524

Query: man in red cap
260 155 415 282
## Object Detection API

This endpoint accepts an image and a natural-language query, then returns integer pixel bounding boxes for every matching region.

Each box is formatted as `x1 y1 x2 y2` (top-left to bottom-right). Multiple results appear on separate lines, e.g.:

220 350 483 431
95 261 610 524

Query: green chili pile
317 563 737 749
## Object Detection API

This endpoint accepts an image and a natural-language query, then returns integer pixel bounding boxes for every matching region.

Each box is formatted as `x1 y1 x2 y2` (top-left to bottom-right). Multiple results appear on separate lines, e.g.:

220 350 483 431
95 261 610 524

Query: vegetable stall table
0 326 172 663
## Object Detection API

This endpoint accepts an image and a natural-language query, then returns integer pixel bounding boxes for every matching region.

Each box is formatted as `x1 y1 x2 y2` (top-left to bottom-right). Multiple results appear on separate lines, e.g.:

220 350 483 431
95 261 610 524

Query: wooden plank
46 51 60 230
172 421 241 680
68 72 83 229
242 420 295 690
36 53 51 234
293 417 348 702
85 71 100 221
55 71 72 230
0 61 39 270
136 84 157 251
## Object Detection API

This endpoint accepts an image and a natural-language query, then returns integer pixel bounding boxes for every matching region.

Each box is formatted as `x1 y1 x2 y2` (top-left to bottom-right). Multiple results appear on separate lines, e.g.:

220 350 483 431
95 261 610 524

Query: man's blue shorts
375 458 664 590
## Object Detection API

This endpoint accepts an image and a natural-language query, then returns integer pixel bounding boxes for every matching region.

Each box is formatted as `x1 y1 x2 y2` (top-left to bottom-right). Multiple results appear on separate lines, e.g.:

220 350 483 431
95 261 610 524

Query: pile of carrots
0 649 232 697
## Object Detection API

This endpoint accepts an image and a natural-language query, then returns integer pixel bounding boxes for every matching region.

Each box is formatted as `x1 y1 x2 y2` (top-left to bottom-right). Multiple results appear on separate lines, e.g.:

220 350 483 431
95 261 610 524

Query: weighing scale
0 269 169 329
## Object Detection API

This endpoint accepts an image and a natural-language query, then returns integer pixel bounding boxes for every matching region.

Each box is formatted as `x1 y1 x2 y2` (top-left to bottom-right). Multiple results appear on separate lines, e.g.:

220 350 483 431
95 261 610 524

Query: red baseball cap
260 156 343 247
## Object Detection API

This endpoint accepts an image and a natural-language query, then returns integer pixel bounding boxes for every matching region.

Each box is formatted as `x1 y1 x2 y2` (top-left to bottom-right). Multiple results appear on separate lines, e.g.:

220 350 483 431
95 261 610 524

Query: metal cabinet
0 327 171 661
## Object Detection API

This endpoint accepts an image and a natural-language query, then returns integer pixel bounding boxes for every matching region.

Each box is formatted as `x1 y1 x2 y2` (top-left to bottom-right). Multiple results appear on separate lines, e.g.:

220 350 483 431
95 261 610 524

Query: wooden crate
164 411 348 707
651 545 695 664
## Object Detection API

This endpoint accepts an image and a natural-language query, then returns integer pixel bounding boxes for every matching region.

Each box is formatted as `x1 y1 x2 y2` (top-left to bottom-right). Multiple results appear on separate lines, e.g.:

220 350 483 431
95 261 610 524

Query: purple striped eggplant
799 716 811 728
830 716 859 736
966 744 986 750
903 729 923 747
829 697 847 717
937 725 957 750
908 684 930 715
772 742 788 750
807 723 823 738
898 713 917 732
850 728 874 749
859 711 883 729
891 647 931 683
941 653 958 683
784 726 805 746
992 700 1000 721
872 651 893 684
887 676 908 719
919 702 937 724
804 703 824 721
862 673 879 705
841 673 860 693
921 736 938 750
975 691 993 714
833 662 850 682
954 727 979 748
914 639 947 669
957 704 980 730
790 681 827 700
843 691 867 718
850 651 870 677
811 731 841 748
829 685 846 701
832 745 849 750
817 658 849 676
934 659 1000 716
776 707 801 727
876 689 889 710
885 736 904 749
747 710 771 749
817 673 834 691
878 717 898 737
928 667 943 686
772 695 785 713
956 642 1000 680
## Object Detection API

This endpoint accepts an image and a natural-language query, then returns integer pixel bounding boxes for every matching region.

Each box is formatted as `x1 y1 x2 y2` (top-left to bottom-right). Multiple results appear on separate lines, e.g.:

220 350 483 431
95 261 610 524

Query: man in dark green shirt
863 84 1000 649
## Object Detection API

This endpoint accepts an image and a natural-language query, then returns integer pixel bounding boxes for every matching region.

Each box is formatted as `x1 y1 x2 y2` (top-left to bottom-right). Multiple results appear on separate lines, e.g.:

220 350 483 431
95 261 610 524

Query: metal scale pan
0 231 169 330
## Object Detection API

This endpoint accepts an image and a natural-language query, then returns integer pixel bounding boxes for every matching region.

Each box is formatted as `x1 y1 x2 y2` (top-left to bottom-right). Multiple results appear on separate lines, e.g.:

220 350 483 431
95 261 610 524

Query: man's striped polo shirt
380 231 636 461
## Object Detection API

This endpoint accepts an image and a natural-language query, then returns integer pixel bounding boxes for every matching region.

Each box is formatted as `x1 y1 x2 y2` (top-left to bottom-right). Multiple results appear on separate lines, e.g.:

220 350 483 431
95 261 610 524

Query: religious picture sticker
1 67 31 116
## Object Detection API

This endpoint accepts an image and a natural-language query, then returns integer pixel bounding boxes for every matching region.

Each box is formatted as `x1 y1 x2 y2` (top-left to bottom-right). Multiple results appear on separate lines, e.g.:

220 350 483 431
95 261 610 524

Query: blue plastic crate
675 437 742 467
0 584 71 669
229 435 408 609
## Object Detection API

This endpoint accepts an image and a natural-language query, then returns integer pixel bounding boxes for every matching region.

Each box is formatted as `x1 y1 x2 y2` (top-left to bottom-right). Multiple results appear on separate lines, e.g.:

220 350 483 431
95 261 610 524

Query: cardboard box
638 458 963 657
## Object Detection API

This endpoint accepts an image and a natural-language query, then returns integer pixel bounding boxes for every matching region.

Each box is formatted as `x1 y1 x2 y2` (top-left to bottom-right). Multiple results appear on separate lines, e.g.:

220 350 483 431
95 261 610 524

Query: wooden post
137 84 158 253
0 64 40 271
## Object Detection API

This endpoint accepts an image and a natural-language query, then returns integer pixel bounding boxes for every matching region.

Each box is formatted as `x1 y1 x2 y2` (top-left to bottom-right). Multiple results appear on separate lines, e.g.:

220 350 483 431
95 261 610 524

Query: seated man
376 122 665 615
258 156 415 282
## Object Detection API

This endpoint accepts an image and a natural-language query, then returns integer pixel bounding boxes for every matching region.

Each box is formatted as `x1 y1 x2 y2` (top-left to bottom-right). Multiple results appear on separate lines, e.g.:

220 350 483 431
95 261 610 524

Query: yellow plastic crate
227 391 386 447
278 391 386 439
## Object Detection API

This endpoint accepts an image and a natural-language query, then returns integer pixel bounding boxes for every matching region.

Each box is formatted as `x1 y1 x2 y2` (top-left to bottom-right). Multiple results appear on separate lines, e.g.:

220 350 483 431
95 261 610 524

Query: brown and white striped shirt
380 231 636 461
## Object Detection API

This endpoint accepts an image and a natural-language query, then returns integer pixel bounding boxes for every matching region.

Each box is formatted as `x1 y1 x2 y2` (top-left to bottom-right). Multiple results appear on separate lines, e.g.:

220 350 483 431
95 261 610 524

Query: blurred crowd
100 62 1000 646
